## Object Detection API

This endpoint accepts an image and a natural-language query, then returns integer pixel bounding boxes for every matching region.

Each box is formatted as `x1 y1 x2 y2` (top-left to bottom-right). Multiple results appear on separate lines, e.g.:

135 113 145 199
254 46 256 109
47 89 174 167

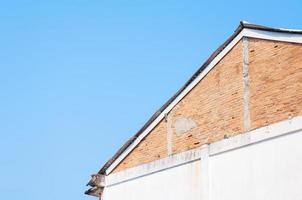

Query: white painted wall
210 130 302 200
102 117 302 200
103 160 202 200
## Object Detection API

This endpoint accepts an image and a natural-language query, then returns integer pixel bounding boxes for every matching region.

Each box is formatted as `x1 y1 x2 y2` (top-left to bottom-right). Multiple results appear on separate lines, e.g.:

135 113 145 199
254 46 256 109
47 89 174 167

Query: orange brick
112 38 302 174
249 39 302 130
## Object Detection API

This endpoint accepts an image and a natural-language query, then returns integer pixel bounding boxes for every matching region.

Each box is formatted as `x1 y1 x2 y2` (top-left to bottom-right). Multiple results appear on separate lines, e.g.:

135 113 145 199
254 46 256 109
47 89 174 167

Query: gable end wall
112 38 302 173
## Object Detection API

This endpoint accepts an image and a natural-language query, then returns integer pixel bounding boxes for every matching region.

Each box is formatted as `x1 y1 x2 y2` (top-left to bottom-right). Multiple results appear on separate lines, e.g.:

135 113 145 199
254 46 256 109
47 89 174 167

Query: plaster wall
103 160 202 200
210 129 302 200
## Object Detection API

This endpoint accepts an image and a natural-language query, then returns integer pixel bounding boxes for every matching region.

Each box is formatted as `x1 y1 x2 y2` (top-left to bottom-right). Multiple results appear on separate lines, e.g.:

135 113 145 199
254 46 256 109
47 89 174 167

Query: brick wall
112 38 302 173
113 119 167 172
170 41 244 154
249 39 302 129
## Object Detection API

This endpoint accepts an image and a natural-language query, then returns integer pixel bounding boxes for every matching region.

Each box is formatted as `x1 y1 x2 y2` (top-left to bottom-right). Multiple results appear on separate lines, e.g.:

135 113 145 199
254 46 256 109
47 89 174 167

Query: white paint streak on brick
243 37 251 132
166 114 173 156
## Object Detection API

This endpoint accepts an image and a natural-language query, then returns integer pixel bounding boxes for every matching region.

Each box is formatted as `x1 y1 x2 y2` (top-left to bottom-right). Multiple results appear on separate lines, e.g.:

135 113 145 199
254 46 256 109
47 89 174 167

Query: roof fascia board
244 28 302 43
106 27 302 175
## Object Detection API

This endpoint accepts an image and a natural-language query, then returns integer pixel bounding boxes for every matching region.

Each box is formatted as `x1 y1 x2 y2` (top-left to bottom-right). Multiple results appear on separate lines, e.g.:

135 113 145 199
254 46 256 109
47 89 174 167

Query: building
85 22 302 200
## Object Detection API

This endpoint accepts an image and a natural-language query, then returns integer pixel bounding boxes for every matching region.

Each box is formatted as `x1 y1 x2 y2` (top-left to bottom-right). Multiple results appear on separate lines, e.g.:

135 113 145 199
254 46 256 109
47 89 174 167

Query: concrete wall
210 129 302 200
103 160 202 200
197 116 302 200
103 117 302 200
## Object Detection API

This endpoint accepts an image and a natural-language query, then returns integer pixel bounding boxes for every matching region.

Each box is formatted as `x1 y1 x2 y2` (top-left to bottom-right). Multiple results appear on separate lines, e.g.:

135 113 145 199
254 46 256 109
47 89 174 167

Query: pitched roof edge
241 21 302 34
89 21 302 180
96 22 244 176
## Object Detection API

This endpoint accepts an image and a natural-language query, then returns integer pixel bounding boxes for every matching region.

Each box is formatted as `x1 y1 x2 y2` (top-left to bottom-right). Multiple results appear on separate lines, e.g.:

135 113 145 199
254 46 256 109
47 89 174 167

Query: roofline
241 21 302 34
93 22 302 177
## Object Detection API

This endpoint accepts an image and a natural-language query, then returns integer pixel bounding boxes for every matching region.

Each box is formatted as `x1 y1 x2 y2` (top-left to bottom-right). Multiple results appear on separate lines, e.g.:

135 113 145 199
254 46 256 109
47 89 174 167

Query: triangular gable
112 39 244 173
97 22 302 176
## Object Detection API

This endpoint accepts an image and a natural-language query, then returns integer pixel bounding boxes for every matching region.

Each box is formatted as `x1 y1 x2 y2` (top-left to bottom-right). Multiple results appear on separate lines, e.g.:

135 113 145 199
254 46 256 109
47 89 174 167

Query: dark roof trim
96 21 302 175
241 21 302 34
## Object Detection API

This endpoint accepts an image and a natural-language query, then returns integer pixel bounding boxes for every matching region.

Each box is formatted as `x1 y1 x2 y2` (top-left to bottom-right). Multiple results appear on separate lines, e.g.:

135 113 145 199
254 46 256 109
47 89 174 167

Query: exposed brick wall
249 39 302 130
113 119 167 173
112 41 244 172
170 41 244 154
111 38 302 174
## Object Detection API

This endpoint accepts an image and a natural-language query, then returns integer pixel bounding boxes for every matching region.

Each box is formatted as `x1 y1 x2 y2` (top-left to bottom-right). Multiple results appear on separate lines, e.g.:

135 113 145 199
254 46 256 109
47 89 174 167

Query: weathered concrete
104 160 202 200
103 116 302 200
106 147 202 186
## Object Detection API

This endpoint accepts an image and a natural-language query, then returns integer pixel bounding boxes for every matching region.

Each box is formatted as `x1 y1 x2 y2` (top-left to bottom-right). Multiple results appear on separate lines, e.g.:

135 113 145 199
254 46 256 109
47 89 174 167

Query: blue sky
0 1 301 200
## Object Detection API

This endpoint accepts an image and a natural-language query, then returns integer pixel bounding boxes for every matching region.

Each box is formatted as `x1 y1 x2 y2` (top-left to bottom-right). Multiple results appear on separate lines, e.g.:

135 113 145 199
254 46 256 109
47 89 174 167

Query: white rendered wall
102 117 302 200
103 160 201 200
210 130 302 200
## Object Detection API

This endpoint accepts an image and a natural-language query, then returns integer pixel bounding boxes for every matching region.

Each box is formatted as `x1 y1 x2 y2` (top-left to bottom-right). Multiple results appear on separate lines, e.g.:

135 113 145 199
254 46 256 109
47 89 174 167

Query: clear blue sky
0 1 301 200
